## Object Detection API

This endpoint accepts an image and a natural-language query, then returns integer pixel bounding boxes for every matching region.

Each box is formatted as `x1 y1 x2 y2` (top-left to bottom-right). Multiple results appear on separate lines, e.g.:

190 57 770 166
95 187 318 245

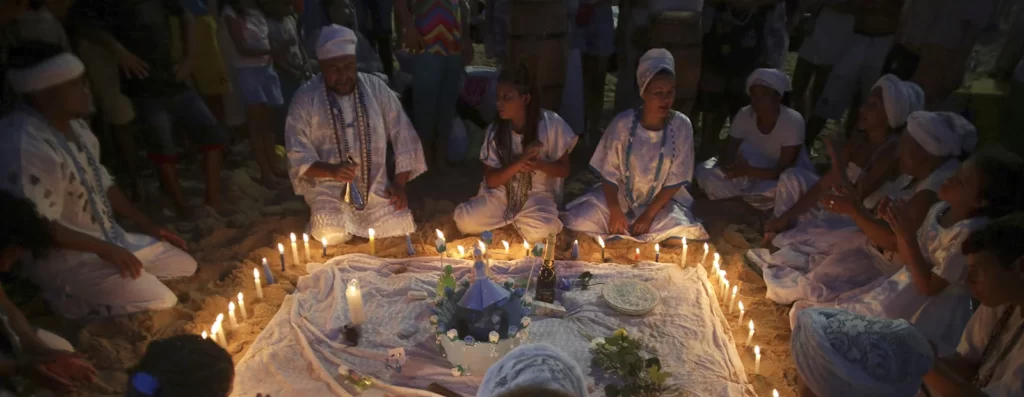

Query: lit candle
634 247 640 261
754 345 761 375
654 243 660 262
729 285 738 313
745 320 754 347
202 330 208 340
346 279 366 326
278 243 286 272
435 230 447 261
254 268 264 300
237 292 248 321
502 240 510 255
722 279 730 302
457 245 465 259
681 237 688 266
738 301 744 324
368 228 376 256
322 237 328 257
209 324 220 346
713 252 720 274
702 242 709 265
405 233 415 256
478 240 487 255
215 314 228 345
260 257 274 285
773 390 779 397
302 233 310 262
571 240 579 260
597 236 605 261
522 240 529 259
228 302 239 329
289 233 299 265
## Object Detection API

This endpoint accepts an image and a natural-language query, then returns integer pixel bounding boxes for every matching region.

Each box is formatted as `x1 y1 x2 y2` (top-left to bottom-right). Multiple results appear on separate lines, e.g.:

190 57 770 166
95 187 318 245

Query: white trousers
30 234 197 318
696 162 818 217
814 34 894 120
454 189 563 243
561 189 709 244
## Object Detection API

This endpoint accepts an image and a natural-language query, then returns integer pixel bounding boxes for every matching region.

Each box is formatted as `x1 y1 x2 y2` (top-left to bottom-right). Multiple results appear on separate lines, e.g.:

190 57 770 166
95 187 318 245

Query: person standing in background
355 0 395 78
395 0 473 171
574 0 615 145
178 0 233 126
265 0 313 133
789 1 855 119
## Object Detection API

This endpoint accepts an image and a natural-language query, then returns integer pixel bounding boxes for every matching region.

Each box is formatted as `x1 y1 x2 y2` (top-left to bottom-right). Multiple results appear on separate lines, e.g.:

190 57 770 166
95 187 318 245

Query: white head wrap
5 52 85 93
636 48 675 95
478 343 589 397
745 68 791 97
792 308 934 397
906 111 978 157
316 24 357 60
871 74 925 129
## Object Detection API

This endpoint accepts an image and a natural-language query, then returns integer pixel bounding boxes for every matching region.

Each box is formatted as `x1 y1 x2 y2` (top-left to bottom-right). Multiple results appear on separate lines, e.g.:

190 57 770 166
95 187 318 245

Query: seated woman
695 68 817 218
791 147 1024 356
754 110 969 306
453 64 578 243
792 308 935 397
562 49 708 245
925 213 1024 397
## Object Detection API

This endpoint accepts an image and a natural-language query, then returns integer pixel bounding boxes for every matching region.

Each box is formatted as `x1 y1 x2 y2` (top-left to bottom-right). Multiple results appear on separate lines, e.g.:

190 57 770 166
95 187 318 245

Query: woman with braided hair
562 49 708 245
453 63 578 243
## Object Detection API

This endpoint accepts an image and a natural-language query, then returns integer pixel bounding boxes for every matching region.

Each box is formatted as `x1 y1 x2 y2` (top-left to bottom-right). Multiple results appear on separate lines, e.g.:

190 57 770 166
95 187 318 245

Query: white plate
601 279 660 316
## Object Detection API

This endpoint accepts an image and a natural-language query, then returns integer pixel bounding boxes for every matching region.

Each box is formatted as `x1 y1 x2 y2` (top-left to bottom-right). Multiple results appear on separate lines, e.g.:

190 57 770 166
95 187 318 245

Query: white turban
316 24 357 60
906 111 978 157
871 74 925 129
746 68 791 97
478 343 588 397
5 52 85 93
636 48 675 95
792 308 934 397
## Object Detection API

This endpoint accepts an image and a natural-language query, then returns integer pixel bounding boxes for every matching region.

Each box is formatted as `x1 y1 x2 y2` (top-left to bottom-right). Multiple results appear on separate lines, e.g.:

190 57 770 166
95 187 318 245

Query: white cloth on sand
454 110 578 242
814 34 893 120
695 105 815 216
562 109 708 243
286 73 427 245
750 159 959 307
957 304 1024 397
230 255 755 396
790 202 985 356
0 109 196 318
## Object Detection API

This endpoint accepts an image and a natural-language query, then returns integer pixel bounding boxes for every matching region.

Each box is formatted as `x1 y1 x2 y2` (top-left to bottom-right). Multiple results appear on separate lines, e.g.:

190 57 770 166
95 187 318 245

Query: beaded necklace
325 78 373 209
27 108 123 245
501 124 533 222
975 305 1024 388
623 107 675 208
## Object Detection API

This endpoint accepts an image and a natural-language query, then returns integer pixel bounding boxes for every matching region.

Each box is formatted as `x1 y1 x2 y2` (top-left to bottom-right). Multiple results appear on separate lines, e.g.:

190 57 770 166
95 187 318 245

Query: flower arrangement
589 329 670 397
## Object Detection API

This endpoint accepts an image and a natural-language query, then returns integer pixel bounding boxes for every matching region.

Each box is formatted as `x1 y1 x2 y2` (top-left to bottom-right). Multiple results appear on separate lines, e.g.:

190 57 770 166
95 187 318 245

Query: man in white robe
286 25 427 245
0 45 196 319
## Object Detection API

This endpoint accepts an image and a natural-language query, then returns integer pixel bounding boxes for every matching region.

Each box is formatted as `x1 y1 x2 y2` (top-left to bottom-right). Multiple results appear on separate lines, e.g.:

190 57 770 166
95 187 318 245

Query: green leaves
590 330 671 397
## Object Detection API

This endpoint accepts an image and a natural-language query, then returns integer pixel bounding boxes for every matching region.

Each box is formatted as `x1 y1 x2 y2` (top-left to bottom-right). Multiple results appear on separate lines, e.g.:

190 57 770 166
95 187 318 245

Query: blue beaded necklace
623 107 676 208
325 78 373 208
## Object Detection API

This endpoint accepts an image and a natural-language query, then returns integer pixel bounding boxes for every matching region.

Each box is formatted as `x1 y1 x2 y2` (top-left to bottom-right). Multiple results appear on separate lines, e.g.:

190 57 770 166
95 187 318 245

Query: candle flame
502 240 510 252
457 245 465 257
368 228 375 238
303 233 309 242
228 302 235 311
238 292 244 301
773 390 779 397
216 313 224 324
597 236 605 248
732 285 738 295
321 237 327 246
703 242 708 252
347 278 359 294
278 243 284 253
435 229 444 240
290 233 296 243
738 301 744 312
478 240 486 254
202 331 208 339
262 257 267 264
254 268 260 279
754 345 760 356
523 240 529 250
655 243 660 253
748 320 754 331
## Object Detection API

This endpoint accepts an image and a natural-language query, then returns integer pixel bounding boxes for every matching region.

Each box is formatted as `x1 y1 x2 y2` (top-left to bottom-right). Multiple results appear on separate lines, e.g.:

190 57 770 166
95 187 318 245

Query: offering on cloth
437 265 457 298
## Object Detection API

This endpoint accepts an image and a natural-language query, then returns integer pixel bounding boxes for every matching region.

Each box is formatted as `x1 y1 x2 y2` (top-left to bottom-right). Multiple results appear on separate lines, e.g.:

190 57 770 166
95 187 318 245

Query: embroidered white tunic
286 73 427 244
790 202 984 356
0 109 196 319
957 304 1024 397
562 109 708 243
453 110 578 243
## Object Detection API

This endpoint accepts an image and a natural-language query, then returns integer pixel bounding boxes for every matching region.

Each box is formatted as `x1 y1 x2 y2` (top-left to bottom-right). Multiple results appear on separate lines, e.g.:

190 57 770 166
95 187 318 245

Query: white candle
729 285 738 313
634 247 640 261
722 280 730 302
346 279 366 326
754 345 761 375
228 302 239 329
681 237 688 266
597 236 605 260
522 240 529 258
719 270 727 296
745 320 754 347
303 233 310 262
278 243 287 272
202 330 208 340
478 240 486 255
209 324 219 346
457 245 465 259
502 240 510 254
713 252 720 275
289 233 299 265
654 243 660 262
702 242 709 265
738 301 745 324
215 313 228 345
237 292 248 321
773 390 779 397
368 228 376 256
322 237 328 257
253 268 264 300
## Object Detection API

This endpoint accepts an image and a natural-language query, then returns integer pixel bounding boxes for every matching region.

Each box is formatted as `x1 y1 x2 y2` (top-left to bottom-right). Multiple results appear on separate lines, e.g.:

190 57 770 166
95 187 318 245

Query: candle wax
254 268 264 300
237 292 248 321
228 302 239 329
346 279 366 326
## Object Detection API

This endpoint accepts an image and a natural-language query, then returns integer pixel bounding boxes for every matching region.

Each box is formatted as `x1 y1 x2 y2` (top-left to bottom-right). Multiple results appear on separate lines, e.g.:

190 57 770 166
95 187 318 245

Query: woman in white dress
453 64 578 243
756 111 971 308
561 49 708 245
695 68 817 218
791 148 1024 356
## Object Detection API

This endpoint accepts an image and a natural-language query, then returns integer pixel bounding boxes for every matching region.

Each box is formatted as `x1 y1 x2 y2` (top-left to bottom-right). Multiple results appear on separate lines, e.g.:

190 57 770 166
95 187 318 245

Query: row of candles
706 251 767 381
201 291 249 348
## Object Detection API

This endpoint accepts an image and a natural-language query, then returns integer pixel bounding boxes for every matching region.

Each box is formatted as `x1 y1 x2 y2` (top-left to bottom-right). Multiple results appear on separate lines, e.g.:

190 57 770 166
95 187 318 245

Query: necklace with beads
325 78 372 209
623 106 675 208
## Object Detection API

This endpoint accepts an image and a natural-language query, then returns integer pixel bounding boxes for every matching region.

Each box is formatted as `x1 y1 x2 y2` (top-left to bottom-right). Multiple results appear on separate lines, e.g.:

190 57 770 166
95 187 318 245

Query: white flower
590 337 606 349
451 367 461 377
429 315 439 324
521 317 532 327
446 328 458 341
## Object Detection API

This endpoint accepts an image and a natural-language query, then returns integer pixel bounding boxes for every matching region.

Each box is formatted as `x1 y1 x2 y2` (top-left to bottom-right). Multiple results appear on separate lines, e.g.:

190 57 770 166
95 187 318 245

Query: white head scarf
792 308 934 397
871 74 925 129
478 343 589 397
906 111 978 157
316 24 357 60
5 52 85 93
636 48 675 95
745 68 791 97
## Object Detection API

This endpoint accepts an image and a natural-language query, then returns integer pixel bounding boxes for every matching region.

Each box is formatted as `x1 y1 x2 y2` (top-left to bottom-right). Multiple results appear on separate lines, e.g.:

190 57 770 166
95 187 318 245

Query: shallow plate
601 279 660 316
